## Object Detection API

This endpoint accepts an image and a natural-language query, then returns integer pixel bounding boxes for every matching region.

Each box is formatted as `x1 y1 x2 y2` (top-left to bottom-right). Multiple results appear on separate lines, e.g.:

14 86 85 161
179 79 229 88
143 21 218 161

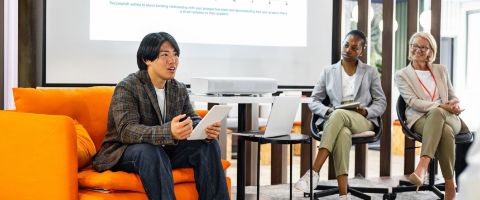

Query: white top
342 66 357 102
155 87 166 122
415 70 441 103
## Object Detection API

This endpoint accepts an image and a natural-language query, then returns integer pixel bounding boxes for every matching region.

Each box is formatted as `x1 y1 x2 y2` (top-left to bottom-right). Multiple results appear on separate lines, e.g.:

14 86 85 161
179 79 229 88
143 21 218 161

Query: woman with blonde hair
395 32 464 200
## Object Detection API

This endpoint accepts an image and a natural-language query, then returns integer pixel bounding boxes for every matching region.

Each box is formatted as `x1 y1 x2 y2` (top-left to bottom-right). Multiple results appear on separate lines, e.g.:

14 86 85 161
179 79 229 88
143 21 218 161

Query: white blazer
309 60 387 127
395 63 458 128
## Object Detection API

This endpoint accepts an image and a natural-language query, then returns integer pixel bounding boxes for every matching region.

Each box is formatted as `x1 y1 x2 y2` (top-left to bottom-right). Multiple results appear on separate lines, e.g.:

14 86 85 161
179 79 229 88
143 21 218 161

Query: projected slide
90 0 306 46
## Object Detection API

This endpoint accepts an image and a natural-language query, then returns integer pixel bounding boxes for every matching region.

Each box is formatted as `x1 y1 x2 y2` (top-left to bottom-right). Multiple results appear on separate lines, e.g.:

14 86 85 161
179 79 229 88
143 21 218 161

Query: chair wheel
383 193 396 200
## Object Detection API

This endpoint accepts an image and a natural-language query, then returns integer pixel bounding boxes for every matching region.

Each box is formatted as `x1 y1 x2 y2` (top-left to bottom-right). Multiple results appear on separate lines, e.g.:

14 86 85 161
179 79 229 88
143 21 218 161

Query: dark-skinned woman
294 30 386 199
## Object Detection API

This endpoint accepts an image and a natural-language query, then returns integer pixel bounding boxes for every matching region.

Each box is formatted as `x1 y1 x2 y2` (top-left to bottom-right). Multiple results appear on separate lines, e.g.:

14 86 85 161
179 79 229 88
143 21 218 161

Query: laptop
233 96 301 138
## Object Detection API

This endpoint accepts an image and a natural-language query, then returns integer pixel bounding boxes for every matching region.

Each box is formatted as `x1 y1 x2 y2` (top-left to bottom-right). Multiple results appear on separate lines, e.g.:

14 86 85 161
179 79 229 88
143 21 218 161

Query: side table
234 133 313 200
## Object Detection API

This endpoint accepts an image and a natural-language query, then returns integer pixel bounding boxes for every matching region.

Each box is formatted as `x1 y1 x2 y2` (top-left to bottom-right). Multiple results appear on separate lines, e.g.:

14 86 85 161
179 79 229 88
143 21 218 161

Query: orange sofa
0 87 231 200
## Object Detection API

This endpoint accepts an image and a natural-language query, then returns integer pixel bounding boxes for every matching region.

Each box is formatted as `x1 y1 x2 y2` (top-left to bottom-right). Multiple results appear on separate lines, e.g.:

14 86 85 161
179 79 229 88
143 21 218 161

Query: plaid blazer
93 70 201 172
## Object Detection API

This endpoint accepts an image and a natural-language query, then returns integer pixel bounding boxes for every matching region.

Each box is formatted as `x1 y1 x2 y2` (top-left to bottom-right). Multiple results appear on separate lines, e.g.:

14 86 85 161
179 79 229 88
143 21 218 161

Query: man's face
146 41 179 81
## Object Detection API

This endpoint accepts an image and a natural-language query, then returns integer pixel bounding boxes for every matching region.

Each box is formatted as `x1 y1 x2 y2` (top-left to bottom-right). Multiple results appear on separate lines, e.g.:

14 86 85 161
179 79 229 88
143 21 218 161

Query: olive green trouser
319 109 374 177
413 107 461 179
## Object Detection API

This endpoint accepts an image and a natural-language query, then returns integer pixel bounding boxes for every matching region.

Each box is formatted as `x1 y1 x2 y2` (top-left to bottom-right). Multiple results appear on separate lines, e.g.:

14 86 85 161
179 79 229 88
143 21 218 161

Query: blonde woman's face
410 37 431 63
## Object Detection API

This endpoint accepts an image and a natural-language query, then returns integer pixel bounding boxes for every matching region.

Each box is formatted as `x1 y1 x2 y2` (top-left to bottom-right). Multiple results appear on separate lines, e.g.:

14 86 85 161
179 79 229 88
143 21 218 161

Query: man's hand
354 106 368 117
205 122 221 140
171 114 193 140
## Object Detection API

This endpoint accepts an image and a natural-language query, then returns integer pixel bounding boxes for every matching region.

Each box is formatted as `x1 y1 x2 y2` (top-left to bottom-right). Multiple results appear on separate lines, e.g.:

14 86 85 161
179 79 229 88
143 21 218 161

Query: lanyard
413 65 437 101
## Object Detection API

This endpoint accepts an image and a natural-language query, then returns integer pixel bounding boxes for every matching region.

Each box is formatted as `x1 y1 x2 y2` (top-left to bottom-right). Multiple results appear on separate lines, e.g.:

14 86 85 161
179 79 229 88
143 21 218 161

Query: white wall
3 0 17 110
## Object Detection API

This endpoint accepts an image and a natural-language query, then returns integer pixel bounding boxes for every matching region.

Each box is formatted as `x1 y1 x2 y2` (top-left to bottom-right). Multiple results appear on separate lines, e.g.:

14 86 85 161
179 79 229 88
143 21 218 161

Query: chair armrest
0 111 78 200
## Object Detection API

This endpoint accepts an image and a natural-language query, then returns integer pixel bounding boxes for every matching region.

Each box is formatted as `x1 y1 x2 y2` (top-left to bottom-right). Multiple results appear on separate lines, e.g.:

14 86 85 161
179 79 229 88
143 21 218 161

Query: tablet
188 105 232 140
334 102 360 110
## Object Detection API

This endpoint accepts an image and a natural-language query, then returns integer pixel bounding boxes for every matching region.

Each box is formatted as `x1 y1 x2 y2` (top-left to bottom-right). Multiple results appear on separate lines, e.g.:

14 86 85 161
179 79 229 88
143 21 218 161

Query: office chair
305 99 390 200
392 96 474 199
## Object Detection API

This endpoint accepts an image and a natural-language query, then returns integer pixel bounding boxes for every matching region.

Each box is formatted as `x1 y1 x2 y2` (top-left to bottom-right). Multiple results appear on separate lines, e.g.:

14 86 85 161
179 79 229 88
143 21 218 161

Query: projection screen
45 0 332 88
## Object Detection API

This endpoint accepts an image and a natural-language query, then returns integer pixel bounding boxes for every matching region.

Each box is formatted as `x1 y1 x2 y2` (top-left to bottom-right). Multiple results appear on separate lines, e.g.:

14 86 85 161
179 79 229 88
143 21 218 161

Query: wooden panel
243 104 256 185
354 0 369 177
18 0 43 88
431 0 441 64
324 0 343 181
380 0 394 177
405 0 418 175
404 136 416 174
407 0 418 40
355 144 367 177
357 0 369 64
331 0 342 64
431 0 442 176
300 91 313 176
271 144 285 184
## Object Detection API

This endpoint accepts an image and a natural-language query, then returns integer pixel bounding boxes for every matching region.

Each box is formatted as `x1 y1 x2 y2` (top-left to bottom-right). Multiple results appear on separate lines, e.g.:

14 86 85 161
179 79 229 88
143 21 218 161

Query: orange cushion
78 160 230 192
78 177 231 200
13 87 115 150
79 190 148 200
75 120 97 169
194 110 208 118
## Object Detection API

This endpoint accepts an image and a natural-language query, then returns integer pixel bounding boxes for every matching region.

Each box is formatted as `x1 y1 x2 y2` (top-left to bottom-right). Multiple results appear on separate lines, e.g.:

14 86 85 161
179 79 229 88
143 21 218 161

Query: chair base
392 158 447 200
304 184 391 200
392 180 445 199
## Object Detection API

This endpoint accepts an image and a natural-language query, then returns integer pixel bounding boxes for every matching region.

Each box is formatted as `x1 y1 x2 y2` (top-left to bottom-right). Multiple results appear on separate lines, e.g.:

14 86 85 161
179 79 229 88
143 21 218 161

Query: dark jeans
112 140 229 200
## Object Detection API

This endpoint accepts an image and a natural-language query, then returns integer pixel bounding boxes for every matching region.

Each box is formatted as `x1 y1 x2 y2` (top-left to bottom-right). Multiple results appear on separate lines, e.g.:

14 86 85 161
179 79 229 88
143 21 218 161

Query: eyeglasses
410 44 430 52
158 51 179 63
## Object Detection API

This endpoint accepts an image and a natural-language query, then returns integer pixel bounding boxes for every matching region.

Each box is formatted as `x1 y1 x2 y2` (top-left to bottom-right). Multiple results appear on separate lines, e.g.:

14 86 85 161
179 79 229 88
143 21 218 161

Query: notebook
334 101 360 110
188 105 232 140
233 96 301 138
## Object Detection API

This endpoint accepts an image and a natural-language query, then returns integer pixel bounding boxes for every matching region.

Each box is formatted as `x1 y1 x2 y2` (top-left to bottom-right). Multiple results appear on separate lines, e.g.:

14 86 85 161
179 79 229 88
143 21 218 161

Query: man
93 32 229 200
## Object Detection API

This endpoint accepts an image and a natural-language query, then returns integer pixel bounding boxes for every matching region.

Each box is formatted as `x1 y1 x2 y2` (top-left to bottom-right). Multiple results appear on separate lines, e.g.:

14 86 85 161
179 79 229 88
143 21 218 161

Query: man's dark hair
136 32 180 70
345 30 367 47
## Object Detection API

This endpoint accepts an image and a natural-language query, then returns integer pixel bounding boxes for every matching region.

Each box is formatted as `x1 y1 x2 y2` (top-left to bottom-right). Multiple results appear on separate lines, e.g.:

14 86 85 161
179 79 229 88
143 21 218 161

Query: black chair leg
307 184 390 200
349 187 371 200
399 180 411 186
431 186 444 199
312 188 339 199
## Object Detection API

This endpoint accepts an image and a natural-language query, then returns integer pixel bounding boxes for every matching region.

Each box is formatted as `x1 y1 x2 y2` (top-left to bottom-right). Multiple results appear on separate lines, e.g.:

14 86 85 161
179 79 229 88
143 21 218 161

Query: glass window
466 10 480 89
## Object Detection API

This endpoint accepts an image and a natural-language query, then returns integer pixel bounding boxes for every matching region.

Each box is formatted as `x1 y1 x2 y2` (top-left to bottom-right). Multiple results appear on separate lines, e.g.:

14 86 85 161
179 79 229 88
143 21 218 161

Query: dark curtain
18 0 44 88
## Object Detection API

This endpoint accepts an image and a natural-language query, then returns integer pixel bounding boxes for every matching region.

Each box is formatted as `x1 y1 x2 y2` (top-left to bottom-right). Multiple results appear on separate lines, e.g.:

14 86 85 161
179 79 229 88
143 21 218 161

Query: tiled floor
226 148 417 186
225 148 447 199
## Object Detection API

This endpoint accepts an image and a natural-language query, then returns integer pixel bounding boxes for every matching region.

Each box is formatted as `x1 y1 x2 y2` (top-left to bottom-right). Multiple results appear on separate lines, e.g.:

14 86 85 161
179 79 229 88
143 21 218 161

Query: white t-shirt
342 67 357 102
415 70 441 103
154 87 166 122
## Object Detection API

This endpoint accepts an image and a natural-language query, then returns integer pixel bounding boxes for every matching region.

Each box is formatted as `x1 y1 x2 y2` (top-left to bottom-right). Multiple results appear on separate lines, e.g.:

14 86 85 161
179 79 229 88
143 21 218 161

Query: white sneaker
338 194 351 200
294 170 319 192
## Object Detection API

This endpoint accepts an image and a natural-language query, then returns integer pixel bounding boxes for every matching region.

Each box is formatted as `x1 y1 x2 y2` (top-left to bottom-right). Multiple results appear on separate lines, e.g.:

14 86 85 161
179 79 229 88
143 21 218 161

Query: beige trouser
319 109 374 177
413 107 461 179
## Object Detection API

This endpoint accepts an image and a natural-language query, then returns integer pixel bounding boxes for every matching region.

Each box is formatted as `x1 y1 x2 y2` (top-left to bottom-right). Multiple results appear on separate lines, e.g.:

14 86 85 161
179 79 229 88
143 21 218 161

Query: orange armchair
0 87 231 200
